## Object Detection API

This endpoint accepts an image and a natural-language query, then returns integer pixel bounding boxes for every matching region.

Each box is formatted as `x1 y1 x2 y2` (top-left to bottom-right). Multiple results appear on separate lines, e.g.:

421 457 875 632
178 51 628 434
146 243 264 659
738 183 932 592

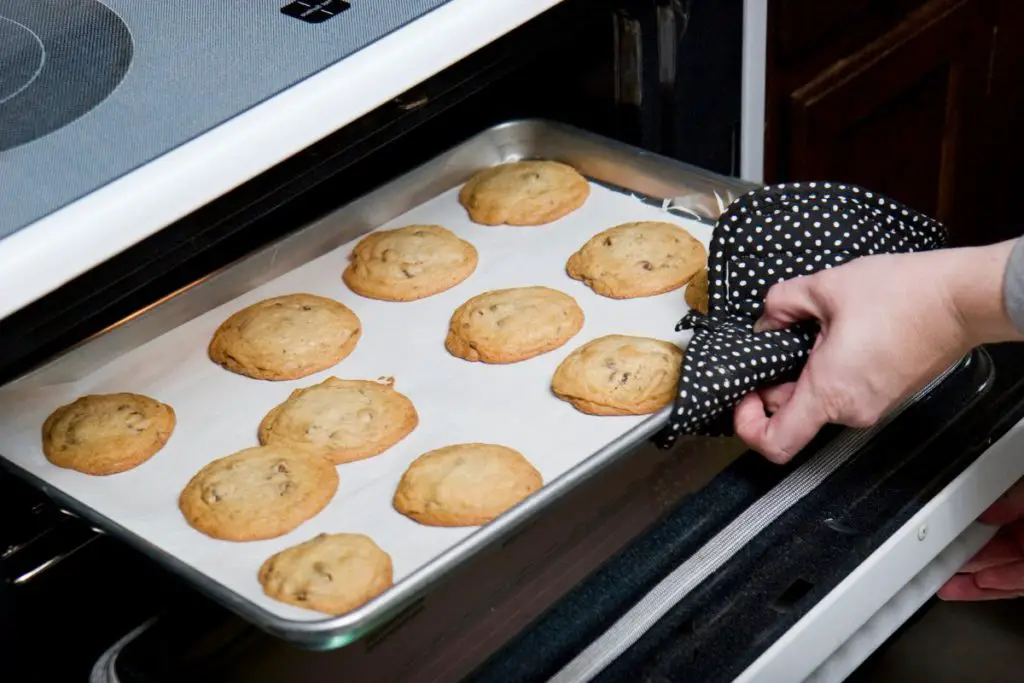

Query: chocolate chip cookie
551 335 684 416
685 268 709 315
343 225 478 301
259 532 393 615
41 393 176 476
208 293 362 381
259 377 418 464
393 443 543 527
445 286 584 364
179 445 339 541
458 160 590 226
567 221 707 299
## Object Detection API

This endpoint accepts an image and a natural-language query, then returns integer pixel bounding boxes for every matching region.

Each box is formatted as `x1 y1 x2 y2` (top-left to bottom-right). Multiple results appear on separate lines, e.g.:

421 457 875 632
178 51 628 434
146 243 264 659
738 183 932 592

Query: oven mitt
656 181 946 447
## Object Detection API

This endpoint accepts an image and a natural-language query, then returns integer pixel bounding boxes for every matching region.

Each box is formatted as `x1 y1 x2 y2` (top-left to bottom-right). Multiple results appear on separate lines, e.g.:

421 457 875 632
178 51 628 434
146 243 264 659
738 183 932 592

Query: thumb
754 275 825 332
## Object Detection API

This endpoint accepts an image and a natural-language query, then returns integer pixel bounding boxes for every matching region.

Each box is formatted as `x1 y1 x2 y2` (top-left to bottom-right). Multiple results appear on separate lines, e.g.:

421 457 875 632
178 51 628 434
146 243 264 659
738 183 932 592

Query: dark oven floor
848 598 1024 683
0 471 189 680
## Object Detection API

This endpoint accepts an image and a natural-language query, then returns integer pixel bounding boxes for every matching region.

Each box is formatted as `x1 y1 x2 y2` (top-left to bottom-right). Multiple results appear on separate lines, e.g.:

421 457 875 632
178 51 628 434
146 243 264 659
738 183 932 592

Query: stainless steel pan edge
1 120 757 649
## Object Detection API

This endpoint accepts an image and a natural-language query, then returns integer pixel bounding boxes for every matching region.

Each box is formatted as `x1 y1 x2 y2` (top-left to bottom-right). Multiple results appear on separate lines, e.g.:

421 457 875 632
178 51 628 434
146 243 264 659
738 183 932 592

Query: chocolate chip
202 486 223 504
295 590 308 602
603 237 613 247
301 305 313 311
619 371 632 385
401 268 415 278
638 260 654 271
274 461 290 474
125 410 147 432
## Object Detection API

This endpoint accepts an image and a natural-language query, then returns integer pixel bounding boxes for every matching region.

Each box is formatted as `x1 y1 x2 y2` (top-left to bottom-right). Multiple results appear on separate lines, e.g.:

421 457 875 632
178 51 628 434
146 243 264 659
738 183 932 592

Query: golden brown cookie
343 225 478 302
685 268 709 315
41 393 176 476
567 221 707 299
259 377 418 465
393 443 543 527
259 532 393 615
208 294 361 381
445 286 584 364
458 160 590 226
179 445 339 542
551 335 684 416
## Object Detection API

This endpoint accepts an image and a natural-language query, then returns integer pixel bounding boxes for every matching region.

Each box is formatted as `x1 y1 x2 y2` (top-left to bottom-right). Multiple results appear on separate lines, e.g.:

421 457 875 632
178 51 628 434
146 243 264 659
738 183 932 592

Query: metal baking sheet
0 120 755 649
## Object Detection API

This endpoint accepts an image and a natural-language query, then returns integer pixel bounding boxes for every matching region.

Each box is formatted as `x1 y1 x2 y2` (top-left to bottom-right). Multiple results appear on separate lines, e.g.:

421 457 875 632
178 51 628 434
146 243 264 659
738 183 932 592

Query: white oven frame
740 0 767 183
736 417 1024 683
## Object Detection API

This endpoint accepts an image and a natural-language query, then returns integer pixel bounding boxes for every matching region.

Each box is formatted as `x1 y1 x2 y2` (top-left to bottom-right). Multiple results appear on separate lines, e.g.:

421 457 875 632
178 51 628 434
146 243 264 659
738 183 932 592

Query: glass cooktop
0 0 452 239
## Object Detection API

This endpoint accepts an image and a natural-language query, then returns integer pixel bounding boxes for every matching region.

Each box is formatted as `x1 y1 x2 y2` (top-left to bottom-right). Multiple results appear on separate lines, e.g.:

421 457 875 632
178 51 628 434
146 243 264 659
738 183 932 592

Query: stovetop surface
0 0 452 239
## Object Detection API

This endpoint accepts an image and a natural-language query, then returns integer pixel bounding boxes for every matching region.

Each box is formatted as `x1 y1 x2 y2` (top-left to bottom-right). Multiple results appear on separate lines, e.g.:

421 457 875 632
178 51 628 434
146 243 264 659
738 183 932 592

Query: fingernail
754 317 779 333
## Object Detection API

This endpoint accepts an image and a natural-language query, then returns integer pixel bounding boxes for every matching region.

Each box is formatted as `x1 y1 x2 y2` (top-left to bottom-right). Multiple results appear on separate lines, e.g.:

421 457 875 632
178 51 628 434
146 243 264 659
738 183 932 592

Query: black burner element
0 0 132 152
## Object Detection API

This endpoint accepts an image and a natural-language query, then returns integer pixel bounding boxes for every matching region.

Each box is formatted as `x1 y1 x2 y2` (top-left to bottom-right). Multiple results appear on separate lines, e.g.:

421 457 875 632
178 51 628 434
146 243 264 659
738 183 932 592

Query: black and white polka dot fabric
657 182 946 446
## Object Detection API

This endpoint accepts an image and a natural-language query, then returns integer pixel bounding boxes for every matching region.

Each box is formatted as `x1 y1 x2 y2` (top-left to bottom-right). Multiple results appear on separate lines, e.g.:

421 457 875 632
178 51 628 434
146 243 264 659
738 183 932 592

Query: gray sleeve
1006 238 1024 333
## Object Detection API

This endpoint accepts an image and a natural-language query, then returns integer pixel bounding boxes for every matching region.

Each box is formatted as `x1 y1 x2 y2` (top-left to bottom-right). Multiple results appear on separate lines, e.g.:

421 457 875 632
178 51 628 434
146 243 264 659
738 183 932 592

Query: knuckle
763 283 786 307
768 278 800 304
734 416 759 446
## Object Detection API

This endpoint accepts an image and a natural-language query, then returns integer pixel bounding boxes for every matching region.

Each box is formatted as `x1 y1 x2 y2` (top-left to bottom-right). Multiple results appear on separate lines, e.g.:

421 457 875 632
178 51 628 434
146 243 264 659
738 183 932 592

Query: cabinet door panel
773 0 994 243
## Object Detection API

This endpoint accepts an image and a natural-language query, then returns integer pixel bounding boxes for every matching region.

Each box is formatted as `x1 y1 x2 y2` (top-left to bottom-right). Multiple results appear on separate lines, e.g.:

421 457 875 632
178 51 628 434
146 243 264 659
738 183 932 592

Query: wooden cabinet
765 0 1022 246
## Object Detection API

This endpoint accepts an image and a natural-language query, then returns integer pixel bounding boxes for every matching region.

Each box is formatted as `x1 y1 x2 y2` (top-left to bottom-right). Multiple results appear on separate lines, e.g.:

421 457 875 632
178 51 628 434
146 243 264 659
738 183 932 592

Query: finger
979 480 1024 526
758 382 797 414
937 574 1023 601
960 531 1024 573
736 375 829 464
735 391 774 456
753 276 825 332
972 559 1024 592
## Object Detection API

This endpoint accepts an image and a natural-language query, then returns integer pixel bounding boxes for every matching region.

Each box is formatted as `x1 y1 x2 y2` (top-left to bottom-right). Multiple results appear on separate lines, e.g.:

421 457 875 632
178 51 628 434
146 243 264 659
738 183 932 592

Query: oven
2 1 1024 682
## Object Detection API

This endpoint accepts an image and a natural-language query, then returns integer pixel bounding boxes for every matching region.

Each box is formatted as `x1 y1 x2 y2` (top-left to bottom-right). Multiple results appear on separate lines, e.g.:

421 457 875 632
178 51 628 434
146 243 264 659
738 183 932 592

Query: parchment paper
0 183 712 621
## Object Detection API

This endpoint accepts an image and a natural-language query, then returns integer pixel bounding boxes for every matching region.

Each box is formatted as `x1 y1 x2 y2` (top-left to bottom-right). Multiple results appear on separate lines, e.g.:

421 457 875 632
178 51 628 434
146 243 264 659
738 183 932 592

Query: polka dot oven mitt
657 182 946 446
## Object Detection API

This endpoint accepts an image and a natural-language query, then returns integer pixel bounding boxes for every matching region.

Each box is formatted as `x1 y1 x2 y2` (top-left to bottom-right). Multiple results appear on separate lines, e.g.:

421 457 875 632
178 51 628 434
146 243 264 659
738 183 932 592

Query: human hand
939 479 1024 600
733 242 1018 464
